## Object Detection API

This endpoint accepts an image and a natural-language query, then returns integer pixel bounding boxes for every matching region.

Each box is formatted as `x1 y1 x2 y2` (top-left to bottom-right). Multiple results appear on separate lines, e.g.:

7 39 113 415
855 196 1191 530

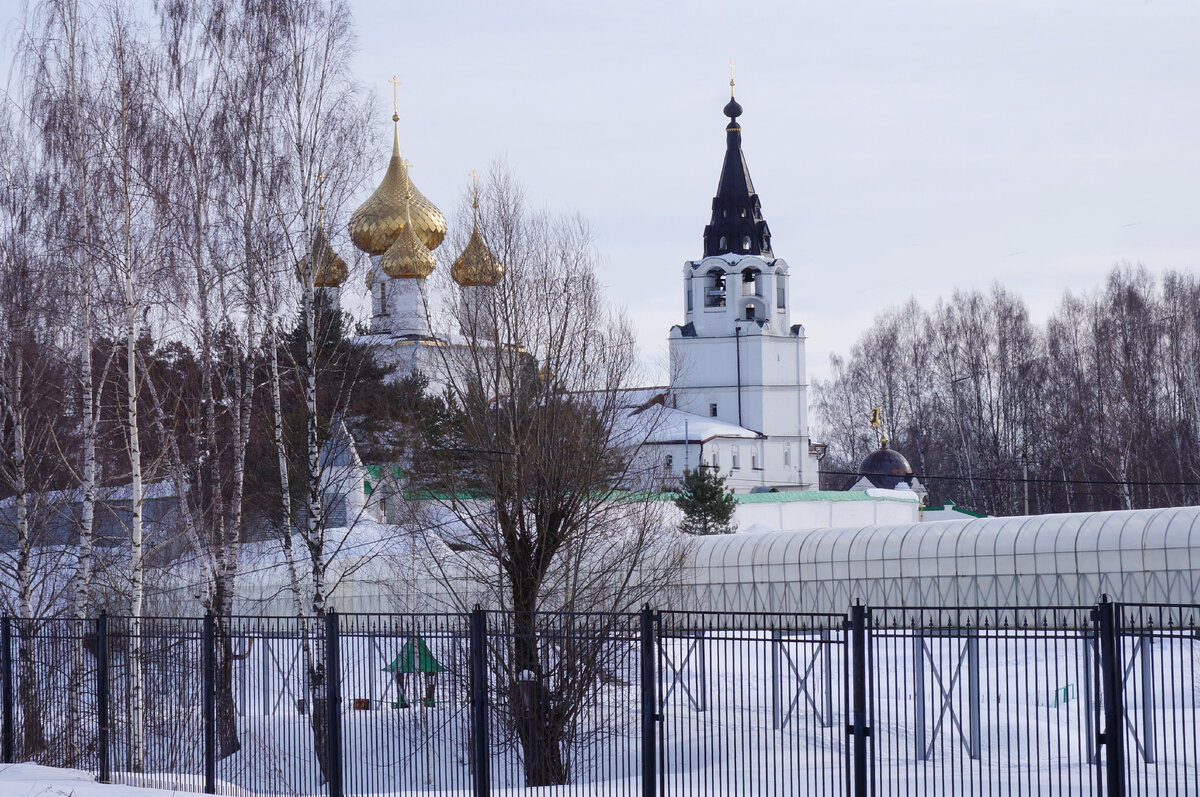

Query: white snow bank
0 763 215 797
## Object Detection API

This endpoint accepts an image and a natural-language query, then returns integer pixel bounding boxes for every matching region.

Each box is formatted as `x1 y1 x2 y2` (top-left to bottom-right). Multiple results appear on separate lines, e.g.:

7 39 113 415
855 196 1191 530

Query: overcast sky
5 1 1198 382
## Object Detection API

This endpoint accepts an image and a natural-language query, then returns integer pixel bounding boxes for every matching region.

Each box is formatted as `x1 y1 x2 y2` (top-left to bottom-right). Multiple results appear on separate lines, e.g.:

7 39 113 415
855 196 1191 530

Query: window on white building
732 448 740 470
709 403 718 417
751 451 760 470
686 277 692 311
378 282 388 314
784 446 791 467
777 282 785 309
712 450 720 469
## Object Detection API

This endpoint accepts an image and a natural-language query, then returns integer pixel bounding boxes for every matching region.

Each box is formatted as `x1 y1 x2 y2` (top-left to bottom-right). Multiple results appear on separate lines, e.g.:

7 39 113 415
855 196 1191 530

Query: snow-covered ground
0 764 206 797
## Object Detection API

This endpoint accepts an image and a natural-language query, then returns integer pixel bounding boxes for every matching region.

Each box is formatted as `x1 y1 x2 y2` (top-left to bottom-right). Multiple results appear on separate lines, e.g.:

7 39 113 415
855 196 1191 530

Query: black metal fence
0 600 1197 796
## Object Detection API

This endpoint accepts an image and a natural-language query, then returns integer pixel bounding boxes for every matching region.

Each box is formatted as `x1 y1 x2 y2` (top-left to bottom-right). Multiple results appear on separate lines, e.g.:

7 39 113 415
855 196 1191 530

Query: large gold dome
297 223 348 287
380 194 436 279
451 221 504 287
348 121 446 255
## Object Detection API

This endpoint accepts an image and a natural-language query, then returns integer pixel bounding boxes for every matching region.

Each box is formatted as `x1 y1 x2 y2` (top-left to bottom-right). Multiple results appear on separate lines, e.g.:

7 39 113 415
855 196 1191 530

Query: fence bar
96 613 110 784
202 612 216 794
1096 598 1126 797
468 607 489 797
849 604 869 797
324 611 343 797
640 606 658 797
1 616 12 764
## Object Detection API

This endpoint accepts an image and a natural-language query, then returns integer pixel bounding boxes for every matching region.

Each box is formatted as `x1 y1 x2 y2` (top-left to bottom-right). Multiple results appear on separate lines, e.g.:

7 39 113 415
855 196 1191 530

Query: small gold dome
297 223 348 287
380 194 435 279
348 121 446 255
451 221 504 287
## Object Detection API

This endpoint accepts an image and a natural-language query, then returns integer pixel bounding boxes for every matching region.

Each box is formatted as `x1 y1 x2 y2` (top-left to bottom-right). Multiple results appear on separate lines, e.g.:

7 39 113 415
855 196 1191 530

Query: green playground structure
383 636 444 708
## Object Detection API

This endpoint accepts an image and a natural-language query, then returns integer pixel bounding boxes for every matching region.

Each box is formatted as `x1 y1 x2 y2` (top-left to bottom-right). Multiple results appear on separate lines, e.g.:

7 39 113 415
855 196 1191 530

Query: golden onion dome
380 192 435 279
451 220 504 287
348 118 446 255
297 222 348 287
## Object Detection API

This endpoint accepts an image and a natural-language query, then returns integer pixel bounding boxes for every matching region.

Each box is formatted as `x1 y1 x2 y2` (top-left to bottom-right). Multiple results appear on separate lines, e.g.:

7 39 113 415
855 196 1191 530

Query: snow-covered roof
640 406 762 445
0 481 179 510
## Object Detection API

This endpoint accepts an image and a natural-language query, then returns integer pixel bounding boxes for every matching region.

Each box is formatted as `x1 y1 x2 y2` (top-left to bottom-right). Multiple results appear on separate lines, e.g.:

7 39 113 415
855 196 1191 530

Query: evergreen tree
674 466 737 535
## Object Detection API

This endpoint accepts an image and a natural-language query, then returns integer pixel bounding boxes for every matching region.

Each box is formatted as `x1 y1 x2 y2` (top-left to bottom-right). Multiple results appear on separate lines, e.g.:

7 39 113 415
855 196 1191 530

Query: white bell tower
665 86 821 491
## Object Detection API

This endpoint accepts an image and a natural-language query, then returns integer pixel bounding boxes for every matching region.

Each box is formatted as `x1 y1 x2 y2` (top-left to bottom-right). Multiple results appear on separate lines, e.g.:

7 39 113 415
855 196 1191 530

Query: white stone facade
659 252 822 492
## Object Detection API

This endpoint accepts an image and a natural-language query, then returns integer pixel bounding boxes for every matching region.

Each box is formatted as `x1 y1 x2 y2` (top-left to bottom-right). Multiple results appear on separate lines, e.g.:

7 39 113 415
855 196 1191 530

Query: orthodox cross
729 59 735 94
389 75 402 113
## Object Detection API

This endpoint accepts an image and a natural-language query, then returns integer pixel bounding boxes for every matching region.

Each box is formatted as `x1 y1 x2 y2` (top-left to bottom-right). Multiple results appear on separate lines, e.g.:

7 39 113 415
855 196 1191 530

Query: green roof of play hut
383 637 444 674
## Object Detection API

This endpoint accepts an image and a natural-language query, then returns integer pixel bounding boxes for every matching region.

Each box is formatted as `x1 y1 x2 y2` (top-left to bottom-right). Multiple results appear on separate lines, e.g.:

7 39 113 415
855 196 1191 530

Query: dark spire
702 90 773 258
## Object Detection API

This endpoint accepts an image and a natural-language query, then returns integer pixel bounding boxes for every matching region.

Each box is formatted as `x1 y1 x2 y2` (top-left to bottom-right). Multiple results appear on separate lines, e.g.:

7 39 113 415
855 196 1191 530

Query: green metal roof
383 637 444 674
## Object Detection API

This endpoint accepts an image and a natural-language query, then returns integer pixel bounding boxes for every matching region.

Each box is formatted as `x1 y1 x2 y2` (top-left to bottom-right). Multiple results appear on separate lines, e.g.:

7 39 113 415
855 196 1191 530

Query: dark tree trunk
214 624 241 759
17 625 47 758
511 601 567 786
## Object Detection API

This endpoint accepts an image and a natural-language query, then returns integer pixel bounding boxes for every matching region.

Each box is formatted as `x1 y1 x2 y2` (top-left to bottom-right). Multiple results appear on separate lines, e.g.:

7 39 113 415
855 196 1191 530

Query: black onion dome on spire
703 91 772 258
857 442 914 490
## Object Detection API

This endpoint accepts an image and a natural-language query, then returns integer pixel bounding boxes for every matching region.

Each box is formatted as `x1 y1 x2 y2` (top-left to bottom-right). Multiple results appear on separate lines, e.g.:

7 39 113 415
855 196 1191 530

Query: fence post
202 612 216 794
1139 635 1155 764
640 606 657 797
848 604 870 797
966 628 981 760
1 616 13 764
1096 597 1126 797
468 607 490 797
324 611 343 797
96 613 110 784
912 633 926 760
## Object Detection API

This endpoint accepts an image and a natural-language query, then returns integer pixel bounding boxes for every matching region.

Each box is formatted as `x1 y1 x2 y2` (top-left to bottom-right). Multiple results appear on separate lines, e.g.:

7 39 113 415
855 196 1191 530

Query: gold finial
868 404 888 447
316 171 325 220
729 59 735 96
469 169 480 211
389 75 402 121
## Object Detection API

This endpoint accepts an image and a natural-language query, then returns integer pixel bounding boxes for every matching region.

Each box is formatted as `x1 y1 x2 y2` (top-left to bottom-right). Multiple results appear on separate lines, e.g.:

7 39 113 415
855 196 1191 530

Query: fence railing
0 598 1197 796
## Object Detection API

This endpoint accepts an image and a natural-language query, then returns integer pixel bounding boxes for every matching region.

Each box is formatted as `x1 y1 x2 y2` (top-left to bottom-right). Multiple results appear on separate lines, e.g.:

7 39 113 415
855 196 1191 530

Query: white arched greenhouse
679 506 1200 614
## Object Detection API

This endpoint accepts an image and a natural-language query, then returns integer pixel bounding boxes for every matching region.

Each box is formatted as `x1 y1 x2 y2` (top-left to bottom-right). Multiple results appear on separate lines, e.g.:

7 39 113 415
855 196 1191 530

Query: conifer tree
674 466 737 535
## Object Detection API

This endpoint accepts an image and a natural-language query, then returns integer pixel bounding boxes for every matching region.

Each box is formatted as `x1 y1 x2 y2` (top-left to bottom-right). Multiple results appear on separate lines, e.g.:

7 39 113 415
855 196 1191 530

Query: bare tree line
0 0 378 772
814 265 1200 517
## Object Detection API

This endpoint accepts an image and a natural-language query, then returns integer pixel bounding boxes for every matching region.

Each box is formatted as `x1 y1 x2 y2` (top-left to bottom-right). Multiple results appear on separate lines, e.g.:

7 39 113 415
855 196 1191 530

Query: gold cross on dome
402 158 413 170
316 171 325 215
389 76 402 113
729 59 735 94
469 169 480 204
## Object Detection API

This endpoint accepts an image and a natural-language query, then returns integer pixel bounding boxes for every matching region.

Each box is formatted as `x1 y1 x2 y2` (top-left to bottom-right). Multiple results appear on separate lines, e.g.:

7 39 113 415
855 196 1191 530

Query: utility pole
1023 456 1030 515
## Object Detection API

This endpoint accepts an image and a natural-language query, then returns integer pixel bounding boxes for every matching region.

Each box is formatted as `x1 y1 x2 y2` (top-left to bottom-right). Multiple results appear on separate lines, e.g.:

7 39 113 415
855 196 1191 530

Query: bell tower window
776 282 785 308
718 235 727 250
704 268 726 307
741 235 751 251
